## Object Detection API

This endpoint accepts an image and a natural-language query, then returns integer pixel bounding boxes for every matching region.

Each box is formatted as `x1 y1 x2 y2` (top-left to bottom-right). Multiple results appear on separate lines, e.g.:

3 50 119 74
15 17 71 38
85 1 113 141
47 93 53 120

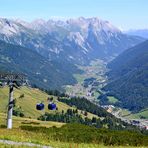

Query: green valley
0 5 147 147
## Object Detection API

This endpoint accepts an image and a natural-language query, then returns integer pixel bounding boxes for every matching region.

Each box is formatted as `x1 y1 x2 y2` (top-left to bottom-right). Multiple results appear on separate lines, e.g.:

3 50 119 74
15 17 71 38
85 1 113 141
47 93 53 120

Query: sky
0 0 148 30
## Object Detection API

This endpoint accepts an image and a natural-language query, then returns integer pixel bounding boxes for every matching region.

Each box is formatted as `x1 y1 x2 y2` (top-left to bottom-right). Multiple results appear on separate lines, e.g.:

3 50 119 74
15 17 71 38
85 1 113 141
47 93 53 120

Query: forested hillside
104 40 148 112
0 40 81 89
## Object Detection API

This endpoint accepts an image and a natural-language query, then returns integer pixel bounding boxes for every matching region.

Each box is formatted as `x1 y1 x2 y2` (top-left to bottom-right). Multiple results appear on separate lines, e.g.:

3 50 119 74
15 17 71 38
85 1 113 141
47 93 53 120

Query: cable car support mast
0 72 27 129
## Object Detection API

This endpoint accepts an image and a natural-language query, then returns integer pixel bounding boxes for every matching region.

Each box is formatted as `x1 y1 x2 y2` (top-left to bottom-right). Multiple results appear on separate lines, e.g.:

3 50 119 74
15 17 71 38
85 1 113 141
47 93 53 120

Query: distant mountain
0 40 81 89
126 29 148 39
103 40 148 112
0 17 145 89
0 17 144 65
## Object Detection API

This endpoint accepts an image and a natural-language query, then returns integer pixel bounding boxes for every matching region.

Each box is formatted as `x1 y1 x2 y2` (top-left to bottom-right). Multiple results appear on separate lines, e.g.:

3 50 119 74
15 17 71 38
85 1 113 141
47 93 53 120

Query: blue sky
0 0 148 30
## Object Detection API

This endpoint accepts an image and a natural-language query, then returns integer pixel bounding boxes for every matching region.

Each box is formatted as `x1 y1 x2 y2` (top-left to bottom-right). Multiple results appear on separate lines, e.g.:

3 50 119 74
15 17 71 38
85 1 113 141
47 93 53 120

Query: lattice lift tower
0 72 27 129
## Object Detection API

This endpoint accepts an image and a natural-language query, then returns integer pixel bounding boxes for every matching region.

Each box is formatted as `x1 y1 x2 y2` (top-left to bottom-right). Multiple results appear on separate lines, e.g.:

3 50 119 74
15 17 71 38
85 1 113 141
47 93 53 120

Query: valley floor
64 59 107 100
63 59 148 131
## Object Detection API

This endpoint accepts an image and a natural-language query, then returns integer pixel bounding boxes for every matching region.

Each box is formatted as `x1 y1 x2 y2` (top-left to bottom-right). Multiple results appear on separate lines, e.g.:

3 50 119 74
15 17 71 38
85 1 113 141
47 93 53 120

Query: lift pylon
0 72 27 129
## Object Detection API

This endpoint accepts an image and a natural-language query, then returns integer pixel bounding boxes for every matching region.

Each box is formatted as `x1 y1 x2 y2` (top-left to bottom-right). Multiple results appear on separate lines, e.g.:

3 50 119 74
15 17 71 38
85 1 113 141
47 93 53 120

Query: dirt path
0 139 52 148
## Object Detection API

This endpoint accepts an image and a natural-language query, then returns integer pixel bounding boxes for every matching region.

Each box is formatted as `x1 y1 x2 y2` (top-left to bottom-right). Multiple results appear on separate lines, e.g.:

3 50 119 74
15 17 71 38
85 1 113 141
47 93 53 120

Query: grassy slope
0 86 70 118
0 114 112 147
0 86 97 119
0 113 64 128
0 114 146 148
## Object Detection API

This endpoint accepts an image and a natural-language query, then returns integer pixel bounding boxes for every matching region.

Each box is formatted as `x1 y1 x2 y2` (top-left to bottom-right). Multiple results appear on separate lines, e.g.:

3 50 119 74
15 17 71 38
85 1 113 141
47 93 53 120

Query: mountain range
0 17 145 88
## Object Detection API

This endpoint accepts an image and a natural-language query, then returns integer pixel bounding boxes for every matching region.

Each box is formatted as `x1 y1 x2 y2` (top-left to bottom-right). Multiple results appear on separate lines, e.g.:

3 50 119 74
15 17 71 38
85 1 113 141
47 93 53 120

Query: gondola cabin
48 103 56 110
36 103 44 110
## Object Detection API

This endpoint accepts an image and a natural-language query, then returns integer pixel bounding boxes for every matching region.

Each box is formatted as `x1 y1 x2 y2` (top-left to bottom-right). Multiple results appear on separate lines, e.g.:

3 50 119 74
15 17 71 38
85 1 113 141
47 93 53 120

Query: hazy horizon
0 0 148 30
